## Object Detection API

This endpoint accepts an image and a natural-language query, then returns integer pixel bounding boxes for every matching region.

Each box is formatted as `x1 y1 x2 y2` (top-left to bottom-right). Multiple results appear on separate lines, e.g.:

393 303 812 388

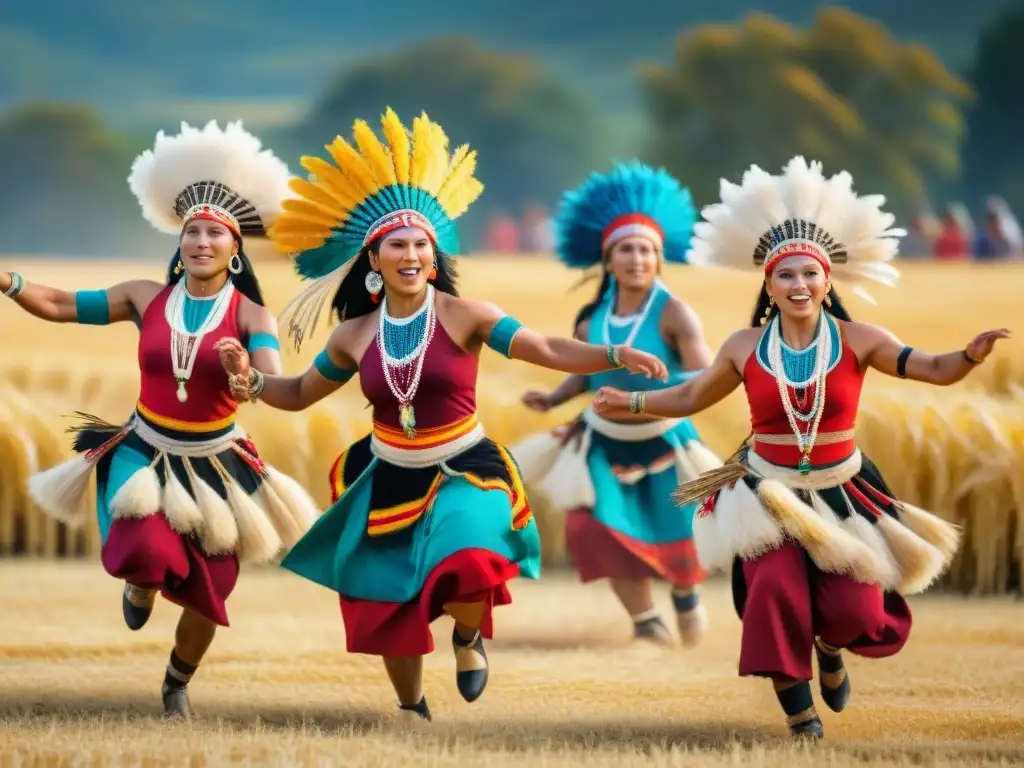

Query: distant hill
0 0 1012 135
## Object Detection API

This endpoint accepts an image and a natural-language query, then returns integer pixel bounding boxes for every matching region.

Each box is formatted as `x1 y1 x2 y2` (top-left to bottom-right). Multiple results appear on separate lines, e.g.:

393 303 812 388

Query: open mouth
787 294 811 307
398 267 421 278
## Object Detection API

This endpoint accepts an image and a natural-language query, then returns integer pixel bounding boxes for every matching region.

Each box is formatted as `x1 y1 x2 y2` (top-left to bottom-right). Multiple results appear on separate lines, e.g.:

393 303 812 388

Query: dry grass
1 257 1023 589
1 561 1023 767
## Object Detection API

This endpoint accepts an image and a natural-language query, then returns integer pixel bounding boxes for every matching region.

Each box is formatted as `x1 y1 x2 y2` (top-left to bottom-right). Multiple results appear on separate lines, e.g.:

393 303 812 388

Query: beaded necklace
164 278 235 403
765 310 832 474
377 285 436 439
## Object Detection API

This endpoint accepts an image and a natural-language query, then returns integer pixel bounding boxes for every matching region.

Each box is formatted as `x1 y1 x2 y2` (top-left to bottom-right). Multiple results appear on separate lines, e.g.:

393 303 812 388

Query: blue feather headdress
553 160 697 271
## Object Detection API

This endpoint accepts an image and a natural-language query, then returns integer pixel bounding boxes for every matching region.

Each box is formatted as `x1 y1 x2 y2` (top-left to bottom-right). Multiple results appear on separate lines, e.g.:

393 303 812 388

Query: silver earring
364 270 383 295
228 253 243 275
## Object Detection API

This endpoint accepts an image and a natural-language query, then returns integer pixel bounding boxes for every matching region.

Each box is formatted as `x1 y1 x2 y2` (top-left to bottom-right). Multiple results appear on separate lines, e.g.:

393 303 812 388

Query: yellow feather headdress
271 108 484 348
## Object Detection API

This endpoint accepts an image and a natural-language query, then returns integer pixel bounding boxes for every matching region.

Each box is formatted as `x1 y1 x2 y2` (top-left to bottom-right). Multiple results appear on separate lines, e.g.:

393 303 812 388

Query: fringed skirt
675 445 962 598
510 408 723 586
27 411 320 626
279 433 541 656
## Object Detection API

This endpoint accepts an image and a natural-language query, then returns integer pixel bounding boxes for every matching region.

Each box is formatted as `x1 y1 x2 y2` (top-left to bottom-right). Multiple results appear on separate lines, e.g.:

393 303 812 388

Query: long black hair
572 269 613 331
166 238 266 307
749 281 852 328
329 234 460 323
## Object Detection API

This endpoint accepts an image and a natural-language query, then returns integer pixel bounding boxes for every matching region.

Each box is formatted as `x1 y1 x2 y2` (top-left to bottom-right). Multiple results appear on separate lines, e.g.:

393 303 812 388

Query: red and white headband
601 213 664 253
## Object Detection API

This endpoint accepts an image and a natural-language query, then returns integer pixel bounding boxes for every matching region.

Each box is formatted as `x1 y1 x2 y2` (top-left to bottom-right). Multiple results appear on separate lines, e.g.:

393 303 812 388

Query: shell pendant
176 378 189 403
399 403 417 439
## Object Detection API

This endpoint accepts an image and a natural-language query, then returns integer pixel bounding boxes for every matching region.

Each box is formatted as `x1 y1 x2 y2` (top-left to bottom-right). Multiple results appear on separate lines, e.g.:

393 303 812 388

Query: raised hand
616 347 668 381
964 328 1012 363
214 337 250 376
521 390 553 412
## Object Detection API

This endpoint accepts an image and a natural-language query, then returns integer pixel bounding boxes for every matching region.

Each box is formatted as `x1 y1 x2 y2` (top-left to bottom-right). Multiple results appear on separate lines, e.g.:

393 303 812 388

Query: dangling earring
761 296 774 325
365 269 384 303
228 252 243 275
823 283 833 308
428 262 437 281
173 259 184 276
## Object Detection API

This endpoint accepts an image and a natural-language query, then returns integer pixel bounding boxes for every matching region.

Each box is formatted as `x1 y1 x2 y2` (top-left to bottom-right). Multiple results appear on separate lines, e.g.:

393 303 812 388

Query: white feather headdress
127 120 293 240
687 156 905 303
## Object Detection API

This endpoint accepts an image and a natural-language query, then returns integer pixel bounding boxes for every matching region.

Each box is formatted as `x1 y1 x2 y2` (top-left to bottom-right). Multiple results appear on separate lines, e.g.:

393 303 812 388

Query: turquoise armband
74 290 110 325
314 349 355 384
487 315 524 358
247 332 280 354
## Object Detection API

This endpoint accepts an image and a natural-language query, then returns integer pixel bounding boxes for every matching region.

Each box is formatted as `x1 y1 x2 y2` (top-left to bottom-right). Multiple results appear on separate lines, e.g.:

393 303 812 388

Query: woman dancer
5 120 318 717
592 156 1008 739
514 161 722 647
214 108 668 723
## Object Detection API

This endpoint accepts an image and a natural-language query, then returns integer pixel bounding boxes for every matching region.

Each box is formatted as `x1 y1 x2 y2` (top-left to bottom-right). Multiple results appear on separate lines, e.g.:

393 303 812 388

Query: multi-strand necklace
601 280 662 348
164 278 235 403
765 310 832 474
377 285 436 439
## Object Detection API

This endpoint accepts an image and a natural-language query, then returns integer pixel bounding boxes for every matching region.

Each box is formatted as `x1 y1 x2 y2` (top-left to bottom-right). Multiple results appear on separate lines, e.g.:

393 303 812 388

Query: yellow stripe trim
135 401 236 433
371 413 479 448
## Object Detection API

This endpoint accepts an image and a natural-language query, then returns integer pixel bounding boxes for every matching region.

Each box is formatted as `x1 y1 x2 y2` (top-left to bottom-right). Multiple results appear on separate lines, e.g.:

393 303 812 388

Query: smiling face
370 226 435 298
766 255 829 320
605 235 660 291
179 218 237 280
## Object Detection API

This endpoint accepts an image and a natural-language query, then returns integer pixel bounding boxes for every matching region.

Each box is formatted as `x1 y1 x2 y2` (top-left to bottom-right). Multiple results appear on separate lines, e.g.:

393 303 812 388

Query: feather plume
352 119 398 187
325 137 380 201
381 108 411 185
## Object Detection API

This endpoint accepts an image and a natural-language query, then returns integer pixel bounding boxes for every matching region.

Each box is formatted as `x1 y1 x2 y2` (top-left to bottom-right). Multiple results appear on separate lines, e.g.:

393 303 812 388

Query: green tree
280 36 606 250
0 103 149 255
640 8 970 213
961 6 1024 214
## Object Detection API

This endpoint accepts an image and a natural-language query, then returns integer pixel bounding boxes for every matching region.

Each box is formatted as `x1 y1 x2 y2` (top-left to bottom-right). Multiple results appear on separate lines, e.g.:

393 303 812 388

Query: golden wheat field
1 256 1024 766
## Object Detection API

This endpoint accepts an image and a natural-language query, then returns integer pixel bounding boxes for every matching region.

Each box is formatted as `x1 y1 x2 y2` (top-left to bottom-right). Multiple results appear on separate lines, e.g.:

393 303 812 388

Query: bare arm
521 322 589 412
592 330 749 419
853 321 1012 386
216 323 359 412
1 271 153 324
471 300 668 379
663 297 714 370
238 300 283 376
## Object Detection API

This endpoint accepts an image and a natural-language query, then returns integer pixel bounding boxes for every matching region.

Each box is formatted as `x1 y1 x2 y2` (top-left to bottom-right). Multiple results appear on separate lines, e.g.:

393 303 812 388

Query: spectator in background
484 212 520 253
521 204 554 254
933 203 971 260
975 196 1024 261
900 202 942 259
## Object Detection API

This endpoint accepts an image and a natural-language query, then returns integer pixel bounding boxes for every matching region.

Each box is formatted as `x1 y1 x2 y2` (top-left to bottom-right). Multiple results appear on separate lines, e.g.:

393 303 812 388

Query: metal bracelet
2 272 24 298
607 345 624 369
248 368 265 399
628 391 646 414
962 349 983 365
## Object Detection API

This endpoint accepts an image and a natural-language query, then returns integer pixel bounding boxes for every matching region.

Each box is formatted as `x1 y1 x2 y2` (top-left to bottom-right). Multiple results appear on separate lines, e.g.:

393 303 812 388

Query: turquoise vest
585 280 688 392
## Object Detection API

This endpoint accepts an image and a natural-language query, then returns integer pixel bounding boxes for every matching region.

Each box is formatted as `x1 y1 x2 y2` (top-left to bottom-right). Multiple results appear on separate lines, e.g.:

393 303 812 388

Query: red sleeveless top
136 284 242 433
359 318 477 430
742 321 864 467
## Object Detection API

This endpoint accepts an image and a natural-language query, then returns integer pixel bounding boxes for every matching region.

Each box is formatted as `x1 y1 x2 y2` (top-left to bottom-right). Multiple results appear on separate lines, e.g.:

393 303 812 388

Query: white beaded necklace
766 311 831 474
601 279 662 348
377 285 436 439
164 278 235 403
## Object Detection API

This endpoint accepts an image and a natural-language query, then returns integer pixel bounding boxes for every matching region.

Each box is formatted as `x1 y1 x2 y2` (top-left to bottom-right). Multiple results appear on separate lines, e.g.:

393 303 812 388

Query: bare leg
162 608 217 718
670 584 709 648
444 601 489 702
610 578 672 644
383 655 430 723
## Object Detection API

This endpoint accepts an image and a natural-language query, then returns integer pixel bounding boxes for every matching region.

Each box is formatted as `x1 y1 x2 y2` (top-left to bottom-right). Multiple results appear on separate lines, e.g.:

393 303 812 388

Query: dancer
592 156 1009 739
5 120 319 717
213 108 668 723
513 161 722 647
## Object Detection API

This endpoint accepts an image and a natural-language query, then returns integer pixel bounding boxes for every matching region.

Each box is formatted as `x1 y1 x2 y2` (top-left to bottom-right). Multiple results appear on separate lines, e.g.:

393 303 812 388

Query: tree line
0 6 1019 256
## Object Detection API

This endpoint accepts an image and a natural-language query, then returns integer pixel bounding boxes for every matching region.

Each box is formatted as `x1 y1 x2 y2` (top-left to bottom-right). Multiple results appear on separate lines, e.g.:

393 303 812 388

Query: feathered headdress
553 160 696 272
269 107 484 349
127 120 293 241
688 156 905 303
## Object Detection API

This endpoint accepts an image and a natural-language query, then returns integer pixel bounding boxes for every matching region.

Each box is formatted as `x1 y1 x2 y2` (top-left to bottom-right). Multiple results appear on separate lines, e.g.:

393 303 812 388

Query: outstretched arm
474 301 668 380
521 323 590 412
855 322 1012 386
592 331 747 419
1 271 152 325
215 324 358 412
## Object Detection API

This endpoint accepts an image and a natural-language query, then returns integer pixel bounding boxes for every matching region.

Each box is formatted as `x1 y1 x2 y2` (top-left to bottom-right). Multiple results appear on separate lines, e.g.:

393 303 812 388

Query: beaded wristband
962 349 983 365
629 391 646 414
2 271 24 298
607 345 624 369
249 368 266 399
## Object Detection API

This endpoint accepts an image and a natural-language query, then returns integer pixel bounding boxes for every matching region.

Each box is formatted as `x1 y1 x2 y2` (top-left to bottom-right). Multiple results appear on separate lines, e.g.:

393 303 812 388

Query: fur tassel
839 511 901 590
507 431 565 486
183 459 238 556
109 463 162 521
27 455 95 527
160 456 204 535
220 476 282 565
255 482 309 552
876 513 947 595
262 465 320 536
682 440 725 475
757 479 879 579
897 503 962 567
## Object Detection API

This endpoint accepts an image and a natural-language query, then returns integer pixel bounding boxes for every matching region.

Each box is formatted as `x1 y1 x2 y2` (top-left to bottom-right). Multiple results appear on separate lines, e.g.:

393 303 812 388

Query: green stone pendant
399 403 417 440
798 454 812 475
